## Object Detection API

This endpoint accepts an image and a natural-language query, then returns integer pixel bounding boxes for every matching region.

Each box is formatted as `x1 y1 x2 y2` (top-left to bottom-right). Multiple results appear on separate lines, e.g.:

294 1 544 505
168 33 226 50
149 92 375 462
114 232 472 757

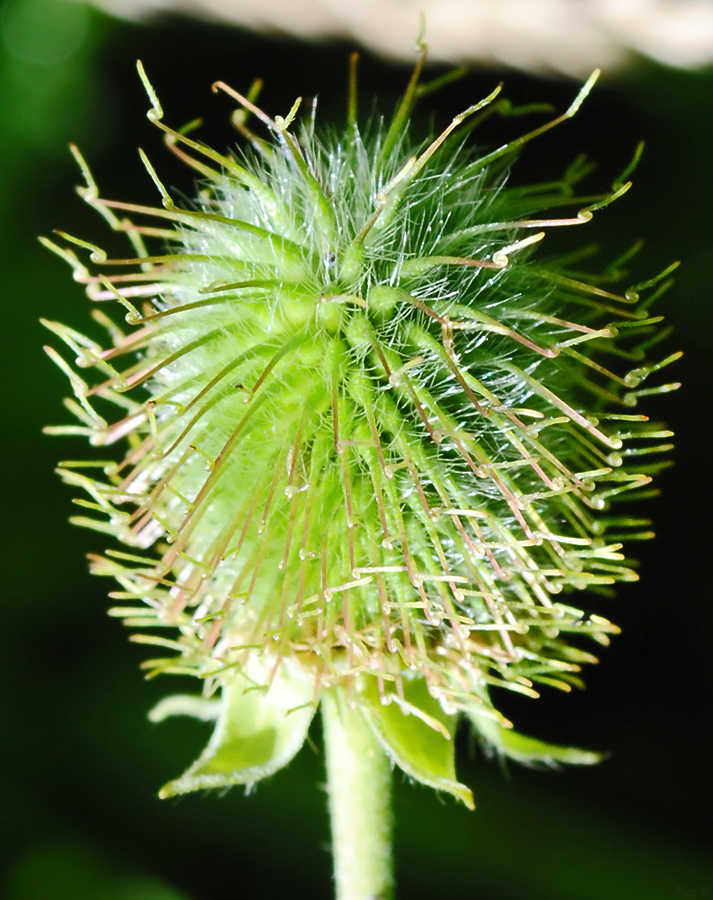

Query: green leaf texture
159 660 315 798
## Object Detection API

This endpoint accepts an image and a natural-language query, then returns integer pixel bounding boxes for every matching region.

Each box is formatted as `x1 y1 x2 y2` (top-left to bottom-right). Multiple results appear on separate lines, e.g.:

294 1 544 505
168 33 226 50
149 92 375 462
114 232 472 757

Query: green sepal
360 676 474 809
148 694 222 723
159 660 316 798
469 710 602 767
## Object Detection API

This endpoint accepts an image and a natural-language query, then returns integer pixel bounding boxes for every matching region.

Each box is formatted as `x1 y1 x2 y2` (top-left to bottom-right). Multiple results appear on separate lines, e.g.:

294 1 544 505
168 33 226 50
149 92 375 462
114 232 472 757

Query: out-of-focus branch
83 0 713 75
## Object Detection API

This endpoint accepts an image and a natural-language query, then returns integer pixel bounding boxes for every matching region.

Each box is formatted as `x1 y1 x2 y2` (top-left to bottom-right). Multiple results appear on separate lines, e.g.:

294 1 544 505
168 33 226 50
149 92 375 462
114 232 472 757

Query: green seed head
43 54 678 805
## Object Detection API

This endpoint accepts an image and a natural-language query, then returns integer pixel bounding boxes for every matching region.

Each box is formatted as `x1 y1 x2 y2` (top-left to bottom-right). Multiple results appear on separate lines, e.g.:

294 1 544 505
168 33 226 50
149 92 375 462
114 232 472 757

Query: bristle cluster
44 57 677 797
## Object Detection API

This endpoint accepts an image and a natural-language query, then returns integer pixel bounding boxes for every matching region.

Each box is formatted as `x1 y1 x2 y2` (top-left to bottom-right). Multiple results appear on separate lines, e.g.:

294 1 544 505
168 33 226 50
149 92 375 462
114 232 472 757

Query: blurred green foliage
1 1 711 898
7 841 191 900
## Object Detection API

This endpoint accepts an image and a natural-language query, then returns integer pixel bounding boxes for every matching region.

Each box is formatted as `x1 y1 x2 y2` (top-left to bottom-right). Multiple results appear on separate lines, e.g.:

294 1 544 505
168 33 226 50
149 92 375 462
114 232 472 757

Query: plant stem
322 688 394 900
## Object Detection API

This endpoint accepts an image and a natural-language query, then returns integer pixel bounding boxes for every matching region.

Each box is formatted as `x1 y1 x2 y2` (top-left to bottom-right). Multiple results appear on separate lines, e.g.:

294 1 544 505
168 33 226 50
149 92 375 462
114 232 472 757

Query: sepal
469 709 601 767
158 659 316 798
360 676 474 809
148 694 222 723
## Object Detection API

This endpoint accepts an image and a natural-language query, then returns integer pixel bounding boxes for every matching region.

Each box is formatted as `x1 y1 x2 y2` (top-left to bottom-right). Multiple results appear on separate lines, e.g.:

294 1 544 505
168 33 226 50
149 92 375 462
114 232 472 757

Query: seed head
43 53 678 805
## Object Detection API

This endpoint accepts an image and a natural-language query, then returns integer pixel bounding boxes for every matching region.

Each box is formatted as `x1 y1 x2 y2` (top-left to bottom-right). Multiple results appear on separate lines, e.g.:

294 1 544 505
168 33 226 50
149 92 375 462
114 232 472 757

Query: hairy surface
43 61 677 796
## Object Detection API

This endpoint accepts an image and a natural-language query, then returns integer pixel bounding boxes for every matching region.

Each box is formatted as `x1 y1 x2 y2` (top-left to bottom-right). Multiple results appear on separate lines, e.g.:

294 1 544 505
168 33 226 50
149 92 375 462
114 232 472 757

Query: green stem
322 688 394 900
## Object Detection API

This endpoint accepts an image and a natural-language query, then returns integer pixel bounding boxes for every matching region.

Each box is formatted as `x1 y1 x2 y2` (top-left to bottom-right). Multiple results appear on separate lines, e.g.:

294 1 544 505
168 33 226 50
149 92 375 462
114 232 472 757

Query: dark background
1 1 711 898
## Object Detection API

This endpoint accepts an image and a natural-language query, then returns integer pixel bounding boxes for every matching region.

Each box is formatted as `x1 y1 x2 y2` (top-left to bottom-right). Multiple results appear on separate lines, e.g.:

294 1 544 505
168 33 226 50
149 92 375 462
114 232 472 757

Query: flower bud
44 56 678 805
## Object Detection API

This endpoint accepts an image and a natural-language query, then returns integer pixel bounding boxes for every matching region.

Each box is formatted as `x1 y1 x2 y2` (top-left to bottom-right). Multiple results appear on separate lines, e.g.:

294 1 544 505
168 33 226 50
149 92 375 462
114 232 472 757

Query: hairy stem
322 688 394 900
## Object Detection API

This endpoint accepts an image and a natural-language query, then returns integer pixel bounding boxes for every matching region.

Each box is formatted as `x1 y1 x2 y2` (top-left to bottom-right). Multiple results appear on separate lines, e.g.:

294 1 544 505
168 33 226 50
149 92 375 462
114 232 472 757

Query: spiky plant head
43 52 678 805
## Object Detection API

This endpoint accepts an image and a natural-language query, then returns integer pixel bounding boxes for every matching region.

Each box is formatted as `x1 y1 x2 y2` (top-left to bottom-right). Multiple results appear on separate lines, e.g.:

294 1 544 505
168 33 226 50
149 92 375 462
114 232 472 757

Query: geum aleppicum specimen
44 55 678 816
